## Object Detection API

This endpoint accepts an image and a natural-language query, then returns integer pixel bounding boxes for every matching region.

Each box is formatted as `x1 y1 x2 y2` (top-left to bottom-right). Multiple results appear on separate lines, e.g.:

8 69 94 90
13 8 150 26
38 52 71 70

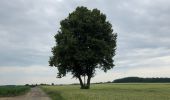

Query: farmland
41 83 170 100
0 86 30 97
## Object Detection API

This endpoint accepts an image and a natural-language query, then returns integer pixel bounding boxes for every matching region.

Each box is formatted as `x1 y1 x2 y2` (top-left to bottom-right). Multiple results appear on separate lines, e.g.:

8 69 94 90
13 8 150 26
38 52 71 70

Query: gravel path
0 87 51 100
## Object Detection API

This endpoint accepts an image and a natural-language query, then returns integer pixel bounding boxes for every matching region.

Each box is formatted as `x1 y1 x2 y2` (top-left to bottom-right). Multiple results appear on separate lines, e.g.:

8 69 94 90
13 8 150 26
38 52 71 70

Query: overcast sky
0 0 170 85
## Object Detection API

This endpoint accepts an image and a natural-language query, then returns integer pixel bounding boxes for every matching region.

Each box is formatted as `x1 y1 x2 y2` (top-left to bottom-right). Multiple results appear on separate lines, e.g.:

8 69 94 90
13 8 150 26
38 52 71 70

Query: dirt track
0 87 51 100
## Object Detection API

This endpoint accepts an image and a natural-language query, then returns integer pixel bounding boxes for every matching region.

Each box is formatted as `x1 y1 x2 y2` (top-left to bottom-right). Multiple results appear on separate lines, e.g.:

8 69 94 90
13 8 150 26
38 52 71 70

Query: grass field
0 86 30 97
41 83 170 100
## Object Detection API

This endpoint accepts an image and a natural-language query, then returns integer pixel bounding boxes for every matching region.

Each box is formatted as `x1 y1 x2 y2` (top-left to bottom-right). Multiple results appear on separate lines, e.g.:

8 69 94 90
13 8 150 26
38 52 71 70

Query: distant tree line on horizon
113 77 170 83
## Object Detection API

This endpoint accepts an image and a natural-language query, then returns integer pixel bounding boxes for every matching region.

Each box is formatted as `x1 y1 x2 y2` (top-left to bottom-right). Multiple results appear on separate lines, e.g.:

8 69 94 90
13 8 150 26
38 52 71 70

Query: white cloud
127 66 170 78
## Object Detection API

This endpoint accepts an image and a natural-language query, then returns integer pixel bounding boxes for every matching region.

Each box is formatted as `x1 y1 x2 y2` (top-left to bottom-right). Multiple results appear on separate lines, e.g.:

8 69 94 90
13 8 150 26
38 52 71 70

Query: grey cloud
0 0 61 66
0 0 170 84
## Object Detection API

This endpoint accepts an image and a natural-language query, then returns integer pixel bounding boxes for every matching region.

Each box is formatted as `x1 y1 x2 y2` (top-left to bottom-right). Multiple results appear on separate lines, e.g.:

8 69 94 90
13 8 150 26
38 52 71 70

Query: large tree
49 6 117 89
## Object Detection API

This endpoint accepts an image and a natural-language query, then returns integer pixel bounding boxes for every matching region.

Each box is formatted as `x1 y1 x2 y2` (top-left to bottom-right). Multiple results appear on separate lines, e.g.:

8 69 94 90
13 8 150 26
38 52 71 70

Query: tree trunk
86 75 91 89
78 76 84 89
78 76 84 88
78 75 91 89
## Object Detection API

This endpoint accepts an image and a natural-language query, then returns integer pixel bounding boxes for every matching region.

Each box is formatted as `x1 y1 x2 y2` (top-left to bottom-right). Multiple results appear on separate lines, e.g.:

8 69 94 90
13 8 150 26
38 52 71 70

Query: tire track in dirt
0 87 51 100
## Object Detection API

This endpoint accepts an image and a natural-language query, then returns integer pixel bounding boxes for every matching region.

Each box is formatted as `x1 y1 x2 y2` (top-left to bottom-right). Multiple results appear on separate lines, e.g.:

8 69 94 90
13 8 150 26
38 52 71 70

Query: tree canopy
49 6 117 89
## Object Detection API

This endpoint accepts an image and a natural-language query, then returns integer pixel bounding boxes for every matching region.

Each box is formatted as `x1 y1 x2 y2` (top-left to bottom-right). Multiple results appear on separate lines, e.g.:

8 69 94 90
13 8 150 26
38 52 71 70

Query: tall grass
0 86 30 97
42 83 170 100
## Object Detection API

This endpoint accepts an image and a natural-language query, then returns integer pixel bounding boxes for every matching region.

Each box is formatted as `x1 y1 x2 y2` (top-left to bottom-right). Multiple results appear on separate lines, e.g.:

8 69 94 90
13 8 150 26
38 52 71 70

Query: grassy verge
41 83 170 100
0 85 30 97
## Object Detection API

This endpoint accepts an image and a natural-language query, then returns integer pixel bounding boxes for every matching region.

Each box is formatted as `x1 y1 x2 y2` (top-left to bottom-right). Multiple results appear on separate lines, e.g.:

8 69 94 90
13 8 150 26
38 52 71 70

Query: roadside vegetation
42 83 170 100
0 85 30 97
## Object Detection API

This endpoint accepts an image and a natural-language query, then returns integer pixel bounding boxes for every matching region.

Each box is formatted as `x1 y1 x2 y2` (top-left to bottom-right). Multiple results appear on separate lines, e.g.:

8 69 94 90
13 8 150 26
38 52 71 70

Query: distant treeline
113 77 170 83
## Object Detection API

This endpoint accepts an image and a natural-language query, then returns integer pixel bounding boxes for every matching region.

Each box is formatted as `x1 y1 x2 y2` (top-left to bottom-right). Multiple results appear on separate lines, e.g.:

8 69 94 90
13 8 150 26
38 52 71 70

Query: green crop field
41 83 170 100
0 86 30 97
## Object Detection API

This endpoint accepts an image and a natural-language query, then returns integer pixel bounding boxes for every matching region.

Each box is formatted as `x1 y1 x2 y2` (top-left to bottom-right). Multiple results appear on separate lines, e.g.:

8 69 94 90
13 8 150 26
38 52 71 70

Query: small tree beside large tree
49 6 117 89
